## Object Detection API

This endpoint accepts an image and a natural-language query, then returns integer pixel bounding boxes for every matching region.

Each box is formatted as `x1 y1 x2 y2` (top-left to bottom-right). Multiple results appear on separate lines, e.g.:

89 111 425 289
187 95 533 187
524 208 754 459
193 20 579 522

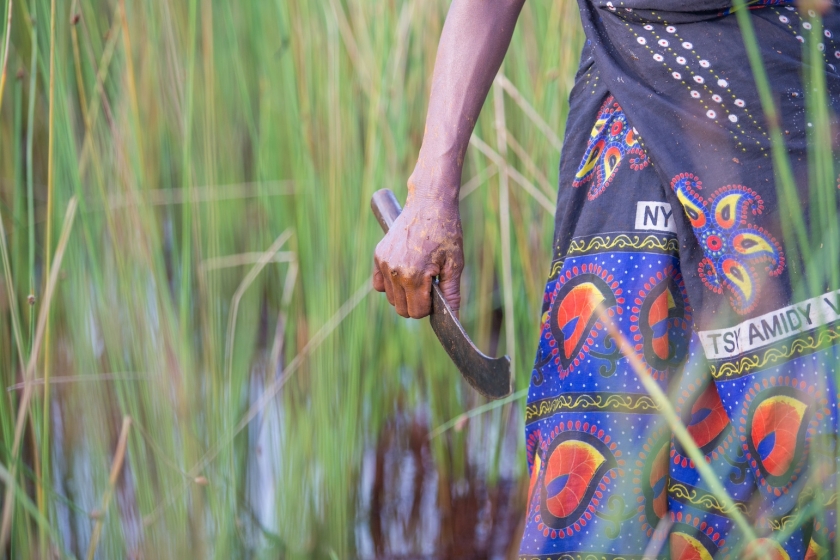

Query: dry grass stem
495 74 563 152
0 198 78 551
494 80 517 379
6 373 152 392
470 135 555 213
85 416 132 560
459 164 498 201
200 251 296 273
0 0 13 114
106 181 296 209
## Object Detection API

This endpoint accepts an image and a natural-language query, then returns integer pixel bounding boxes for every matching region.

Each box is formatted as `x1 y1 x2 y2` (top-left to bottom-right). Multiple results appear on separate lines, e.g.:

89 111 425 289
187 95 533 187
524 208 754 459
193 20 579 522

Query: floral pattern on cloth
573 95 649 200
671 172 784 315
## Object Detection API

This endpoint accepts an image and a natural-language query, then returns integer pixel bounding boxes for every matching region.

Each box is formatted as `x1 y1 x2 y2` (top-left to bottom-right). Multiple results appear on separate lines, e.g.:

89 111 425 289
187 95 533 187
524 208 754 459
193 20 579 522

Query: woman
373 0 840 557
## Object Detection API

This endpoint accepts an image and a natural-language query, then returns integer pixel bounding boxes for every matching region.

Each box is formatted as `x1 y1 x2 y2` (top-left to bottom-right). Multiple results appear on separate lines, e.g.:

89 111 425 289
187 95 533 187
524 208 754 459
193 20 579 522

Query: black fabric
555 0 840 327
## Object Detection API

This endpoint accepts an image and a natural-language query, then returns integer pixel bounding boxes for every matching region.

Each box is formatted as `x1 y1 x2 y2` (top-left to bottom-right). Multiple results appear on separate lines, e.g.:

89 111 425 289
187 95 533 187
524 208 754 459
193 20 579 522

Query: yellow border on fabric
668 482 750 516
566 234 679 256
711 326 840 379
526 393 660 423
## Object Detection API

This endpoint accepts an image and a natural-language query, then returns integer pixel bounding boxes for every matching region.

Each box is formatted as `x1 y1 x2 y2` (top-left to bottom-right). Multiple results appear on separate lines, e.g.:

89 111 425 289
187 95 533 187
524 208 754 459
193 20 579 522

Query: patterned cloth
521 2 840 558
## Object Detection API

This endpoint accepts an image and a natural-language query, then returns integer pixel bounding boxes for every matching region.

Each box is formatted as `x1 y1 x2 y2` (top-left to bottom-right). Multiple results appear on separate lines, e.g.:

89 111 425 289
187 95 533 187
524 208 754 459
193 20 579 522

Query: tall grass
3 0 833 558
0 1 582 557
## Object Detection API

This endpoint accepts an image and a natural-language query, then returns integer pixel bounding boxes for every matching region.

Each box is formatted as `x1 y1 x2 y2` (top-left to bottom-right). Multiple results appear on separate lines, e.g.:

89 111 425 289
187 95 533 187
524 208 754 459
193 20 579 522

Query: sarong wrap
521 2 840 558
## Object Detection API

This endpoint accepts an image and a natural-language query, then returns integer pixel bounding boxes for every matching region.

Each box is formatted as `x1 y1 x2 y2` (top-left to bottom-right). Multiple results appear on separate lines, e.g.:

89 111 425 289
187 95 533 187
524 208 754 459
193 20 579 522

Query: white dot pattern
618 14 774 154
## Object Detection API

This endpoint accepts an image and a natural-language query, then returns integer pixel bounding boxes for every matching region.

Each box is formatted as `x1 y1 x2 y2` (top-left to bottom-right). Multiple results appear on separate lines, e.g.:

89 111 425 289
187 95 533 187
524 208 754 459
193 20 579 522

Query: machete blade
429 282 512 399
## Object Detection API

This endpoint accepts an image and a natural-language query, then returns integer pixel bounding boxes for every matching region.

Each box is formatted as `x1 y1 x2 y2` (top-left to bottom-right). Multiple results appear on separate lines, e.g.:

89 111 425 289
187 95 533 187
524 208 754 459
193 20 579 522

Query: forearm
410 0 525 206
374 0 523 318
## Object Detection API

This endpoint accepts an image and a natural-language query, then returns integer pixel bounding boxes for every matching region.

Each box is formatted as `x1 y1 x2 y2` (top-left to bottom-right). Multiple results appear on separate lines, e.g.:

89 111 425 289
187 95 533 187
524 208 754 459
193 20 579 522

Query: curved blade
429 283 512 400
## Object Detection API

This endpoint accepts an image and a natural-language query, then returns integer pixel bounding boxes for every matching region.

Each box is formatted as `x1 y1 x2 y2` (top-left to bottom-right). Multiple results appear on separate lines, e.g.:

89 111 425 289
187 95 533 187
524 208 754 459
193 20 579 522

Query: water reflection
355 406 525 559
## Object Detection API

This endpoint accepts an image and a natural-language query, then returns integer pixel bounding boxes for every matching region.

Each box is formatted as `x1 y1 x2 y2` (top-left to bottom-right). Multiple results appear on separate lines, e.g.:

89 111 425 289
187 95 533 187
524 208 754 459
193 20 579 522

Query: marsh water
246 367 526 558
36 362 526 559
353 406 524 559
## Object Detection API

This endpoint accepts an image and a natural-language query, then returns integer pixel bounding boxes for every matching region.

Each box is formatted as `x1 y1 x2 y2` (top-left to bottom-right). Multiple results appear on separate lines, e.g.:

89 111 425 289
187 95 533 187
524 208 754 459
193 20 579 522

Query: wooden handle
371 189 402 233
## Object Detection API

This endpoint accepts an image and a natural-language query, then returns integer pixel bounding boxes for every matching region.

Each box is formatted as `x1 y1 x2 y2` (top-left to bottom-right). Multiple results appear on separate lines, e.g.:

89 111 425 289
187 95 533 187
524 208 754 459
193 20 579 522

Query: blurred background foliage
0 0 584 558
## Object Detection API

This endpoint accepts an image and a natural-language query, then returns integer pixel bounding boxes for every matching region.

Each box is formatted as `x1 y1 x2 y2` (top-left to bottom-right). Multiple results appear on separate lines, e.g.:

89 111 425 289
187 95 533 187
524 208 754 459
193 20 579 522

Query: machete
371 189 513 400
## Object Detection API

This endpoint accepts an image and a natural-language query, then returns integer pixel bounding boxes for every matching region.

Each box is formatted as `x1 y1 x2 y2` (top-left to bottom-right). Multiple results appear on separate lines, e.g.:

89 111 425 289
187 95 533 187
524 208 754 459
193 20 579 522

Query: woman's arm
373 0 525 318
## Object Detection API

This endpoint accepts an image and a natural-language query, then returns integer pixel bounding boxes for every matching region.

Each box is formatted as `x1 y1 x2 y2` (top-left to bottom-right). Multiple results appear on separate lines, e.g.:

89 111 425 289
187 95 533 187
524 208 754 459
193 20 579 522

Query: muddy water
243 372 527 559
354 407 526 559
240 323 527 558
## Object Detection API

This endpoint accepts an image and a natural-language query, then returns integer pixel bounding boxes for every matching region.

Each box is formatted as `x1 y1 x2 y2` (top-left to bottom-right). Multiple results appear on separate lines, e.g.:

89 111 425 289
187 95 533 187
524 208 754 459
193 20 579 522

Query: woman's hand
373 188 464 319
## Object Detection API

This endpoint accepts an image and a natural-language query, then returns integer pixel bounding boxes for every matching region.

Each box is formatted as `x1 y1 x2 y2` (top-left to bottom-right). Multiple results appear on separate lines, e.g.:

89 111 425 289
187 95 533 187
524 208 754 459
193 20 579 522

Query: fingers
375 256 411 317
372 268 385 293
382 265 413 319
438 258 463 314
392 282 410 318
374 256 395 307
403 268 435 319
373 256 436 319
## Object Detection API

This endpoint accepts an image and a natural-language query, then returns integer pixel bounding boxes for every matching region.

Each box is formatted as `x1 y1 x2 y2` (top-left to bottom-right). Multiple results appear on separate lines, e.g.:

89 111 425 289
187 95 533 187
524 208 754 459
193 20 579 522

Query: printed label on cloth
698 289 840 359
635 201 676 233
